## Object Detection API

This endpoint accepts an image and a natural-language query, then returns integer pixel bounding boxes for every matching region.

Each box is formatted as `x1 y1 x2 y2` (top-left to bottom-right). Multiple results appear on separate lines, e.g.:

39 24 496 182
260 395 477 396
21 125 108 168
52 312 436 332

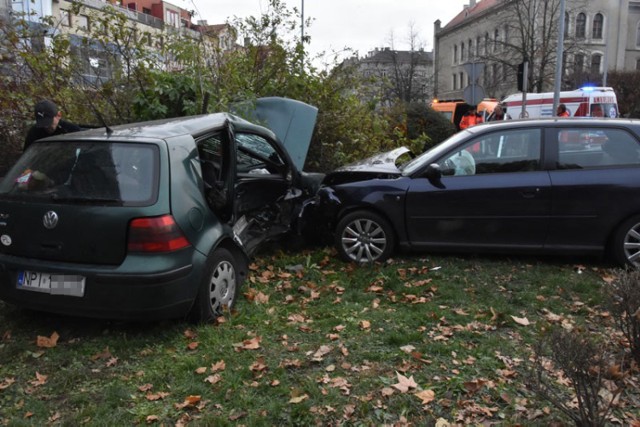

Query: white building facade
434 0 640 101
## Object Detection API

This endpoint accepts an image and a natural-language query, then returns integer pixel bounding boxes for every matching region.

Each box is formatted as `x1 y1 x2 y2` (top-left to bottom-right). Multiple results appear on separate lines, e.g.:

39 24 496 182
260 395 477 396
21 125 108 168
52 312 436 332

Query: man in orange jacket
459 105 483 129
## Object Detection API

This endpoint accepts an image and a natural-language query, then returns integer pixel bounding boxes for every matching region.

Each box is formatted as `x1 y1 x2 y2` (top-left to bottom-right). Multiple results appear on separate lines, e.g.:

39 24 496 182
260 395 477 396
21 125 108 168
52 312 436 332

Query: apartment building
4 0 225 81
346 47 435 106
434 0 640 101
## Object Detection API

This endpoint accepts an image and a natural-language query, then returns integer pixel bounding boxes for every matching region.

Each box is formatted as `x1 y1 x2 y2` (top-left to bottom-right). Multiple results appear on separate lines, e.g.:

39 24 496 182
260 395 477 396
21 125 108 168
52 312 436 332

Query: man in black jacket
23 100 82 151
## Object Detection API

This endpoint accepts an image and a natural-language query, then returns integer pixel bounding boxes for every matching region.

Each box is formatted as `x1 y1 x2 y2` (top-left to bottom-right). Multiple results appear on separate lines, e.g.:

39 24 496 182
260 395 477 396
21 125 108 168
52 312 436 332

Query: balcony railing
80 0 163 29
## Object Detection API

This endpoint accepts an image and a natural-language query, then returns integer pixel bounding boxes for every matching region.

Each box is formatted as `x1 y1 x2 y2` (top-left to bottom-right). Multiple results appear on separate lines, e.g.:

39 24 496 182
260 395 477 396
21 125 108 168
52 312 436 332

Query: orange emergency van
430 98 498 130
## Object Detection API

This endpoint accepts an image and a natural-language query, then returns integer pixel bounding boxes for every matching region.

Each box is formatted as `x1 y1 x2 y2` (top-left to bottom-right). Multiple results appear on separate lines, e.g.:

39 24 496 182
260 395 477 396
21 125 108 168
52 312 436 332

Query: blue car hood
233 97 318 171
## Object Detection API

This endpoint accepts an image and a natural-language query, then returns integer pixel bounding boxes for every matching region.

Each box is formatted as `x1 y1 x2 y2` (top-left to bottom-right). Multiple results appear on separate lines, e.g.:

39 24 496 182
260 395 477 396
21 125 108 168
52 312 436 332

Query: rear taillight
128 215 191 253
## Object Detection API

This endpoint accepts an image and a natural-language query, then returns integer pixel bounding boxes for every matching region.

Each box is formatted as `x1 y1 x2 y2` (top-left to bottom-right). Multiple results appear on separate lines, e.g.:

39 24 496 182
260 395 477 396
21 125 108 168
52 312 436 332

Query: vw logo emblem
43 211 59 229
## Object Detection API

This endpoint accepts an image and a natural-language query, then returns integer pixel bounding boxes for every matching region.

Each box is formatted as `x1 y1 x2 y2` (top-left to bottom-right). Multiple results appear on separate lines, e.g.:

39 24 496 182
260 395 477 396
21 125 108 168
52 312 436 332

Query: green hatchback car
0 99 320 321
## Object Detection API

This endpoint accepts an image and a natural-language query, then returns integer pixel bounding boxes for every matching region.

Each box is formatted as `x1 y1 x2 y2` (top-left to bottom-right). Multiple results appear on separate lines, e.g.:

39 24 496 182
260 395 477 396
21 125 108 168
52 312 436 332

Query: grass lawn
0 247 638 425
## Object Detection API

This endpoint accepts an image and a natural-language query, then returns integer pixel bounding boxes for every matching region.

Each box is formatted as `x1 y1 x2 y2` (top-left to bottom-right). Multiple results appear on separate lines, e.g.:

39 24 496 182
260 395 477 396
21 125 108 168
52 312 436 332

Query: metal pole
552 0 566 116
521 61 528 118
301 0 304 44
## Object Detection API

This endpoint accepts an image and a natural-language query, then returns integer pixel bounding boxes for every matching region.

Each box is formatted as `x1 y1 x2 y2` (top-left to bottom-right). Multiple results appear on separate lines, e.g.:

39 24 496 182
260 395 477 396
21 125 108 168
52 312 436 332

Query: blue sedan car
308 118 640 266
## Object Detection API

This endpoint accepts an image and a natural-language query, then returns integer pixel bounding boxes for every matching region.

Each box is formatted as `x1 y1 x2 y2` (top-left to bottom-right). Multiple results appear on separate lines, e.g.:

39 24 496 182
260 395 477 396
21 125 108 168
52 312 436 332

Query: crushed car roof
44 113 276 142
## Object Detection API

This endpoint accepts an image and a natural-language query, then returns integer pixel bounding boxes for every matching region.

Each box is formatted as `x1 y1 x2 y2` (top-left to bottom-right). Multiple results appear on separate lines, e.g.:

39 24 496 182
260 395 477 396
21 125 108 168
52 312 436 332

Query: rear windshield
0 142 159 206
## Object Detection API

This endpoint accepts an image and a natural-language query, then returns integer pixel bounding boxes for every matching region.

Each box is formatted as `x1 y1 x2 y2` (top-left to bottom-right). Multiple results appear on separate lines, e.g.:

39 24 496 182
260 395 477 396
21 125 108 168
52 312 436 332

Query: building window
575 54 584 71
637 21 640 47
564 12 569 37
593 13 603 39
60 9 71 27
591 53 602 74
468 39 473 59
77 15 89 30
453 74 457 90
461 42 465 62
494 28 500 51
485 32 489 54
503 25 509 49
576 13 586 38
476 36 481 56
453 45 458 64
459 72 464 88
636 58 640 70
166 10 180 28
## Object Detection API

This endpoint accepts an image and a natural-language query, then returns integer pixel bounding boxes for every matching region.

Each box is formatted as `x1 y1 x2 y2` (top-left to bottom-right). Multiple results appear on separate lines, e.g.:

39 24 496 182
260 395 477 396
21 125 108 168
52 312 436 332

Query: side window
557 128 640 169
438 129 541 176
198 133 225 187
235 133 285 176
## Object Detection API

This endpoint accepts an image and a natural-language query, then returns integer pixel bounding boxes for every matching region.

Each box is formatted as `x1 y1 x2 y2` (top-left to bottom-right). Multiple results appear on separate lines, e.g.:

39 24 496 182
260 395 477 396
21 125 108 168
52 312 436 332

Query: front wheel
612 215 640 268
190 248 239 322
335 210 395 263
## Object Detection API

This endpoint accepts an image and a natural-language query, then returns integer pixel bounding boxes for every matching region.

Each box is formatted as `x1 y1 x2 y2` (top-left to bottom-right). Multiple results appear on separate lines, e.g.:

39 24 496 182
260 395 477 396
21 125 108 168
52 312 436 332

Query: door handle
521 188 540 199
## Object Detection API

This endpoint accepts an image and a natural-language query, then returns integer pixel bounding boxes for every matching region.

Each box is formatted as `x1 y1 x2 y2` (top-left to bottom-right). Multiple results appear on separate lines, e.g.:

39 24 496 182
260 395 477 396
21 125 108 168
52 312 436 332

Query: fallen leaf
360 320 371 330
233 336 262 351
205 374 222 384
210 360 226 372
289 394 309 404
90 347 112 361
36 332 59 348
146 392 170 401
187 342 199 351
400 345 416 354
511 315 530 326
312 345 332 361
30 372 47 387
138 383 153 392
146 415 160 423
0 377 16 390
392 372 418 393
381 387 395 397
415 389 435 404
174 395 201 409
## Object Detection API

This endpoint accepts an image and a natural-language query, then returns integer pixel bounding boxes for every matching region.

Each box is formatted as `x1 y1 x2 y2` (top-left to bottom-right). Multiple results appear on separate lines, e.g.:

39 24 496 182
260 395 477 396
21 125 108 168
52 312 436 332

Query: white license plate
17 271 86 297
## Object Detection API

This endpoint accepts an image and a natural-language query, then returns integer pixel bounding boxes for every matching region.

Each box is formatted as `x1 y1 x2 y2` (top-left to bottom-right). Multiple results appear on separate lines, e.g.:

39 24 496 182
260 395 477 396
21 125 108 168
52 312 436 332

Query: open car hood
233 97 318 171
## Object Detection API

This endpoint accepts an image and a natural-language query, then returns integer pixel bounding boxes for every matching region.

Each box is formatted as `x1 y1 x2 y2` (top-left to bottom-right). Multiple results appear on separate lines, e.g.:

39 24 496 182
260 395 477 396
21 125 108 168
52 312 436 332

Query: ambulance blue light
581 86 596 91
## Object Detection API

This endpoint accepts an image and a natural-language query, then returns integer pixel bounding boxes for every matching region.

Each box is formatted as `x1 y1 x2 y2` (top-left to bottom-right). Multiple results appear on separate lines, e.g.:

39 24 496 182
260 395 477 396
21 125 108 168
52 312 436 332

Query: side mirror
425 163 445 189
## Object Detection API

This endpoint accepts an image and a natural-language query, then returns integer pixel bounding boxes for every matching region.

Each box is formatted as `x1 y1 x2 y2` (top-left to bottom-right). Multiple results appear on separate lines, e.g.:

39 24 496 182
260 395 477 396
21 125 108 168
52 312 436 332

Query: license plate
17 271 86 297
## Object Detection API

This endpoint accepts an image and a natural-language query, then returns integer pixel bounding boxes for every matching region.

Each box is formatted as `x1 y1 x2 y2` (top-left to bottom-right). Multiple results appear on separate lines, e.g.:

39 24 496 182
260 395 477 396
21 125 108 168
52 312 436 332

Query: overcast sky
177 1 470 65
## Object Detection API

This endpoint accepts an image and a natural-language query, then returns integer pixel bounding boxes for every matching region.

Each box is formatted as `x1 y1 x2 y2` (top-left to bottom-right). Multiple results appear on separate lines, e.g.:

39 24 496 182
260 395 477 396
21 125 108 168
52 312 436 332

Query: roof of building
443 0 500 32
359 48 434 64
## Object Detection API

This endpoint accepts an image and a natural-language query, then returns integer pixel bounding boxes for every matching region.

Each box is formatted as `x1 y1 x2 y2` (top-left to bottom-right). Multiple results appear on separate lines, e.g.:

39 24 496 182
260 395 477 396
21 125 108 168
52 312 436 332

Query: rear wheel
335 210 395 263
612 215 640 267
190 248 239 322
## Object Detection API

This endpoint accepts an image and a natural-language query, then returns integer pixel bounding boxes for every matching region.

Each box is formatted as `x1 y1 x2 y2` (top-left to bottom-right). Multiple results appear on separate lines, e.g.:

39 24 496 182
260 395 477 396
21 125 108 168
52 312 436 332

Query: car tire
612 215 640 268
190 248 239 322
335 210 395 263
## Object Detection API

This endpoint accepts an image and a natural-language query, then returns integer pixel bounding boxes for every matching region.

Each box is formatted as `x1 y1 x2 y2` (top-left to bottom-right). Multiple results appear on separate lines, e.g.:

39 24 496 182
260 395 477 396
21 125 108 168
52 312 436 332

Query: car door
405 127 552 249
546 126 640 250
230 131 298 253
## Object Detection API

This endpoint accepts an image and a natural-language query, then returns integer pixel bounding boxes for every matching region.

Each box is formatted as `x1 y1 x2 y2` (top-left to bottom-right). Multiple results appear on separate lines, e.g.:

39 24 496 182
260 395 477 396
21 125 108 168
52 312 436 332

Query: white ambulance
501 86 619 119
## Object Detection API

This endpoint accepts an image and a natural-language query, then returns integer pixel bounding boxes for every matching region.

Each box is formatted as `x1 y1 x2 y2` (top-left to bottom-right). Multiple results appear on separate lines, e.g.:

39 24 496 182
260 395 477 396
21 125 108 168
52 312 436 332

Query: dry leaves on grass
0 377 15 390
233 336 262 351
392 372 418 393
36 331 59 348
